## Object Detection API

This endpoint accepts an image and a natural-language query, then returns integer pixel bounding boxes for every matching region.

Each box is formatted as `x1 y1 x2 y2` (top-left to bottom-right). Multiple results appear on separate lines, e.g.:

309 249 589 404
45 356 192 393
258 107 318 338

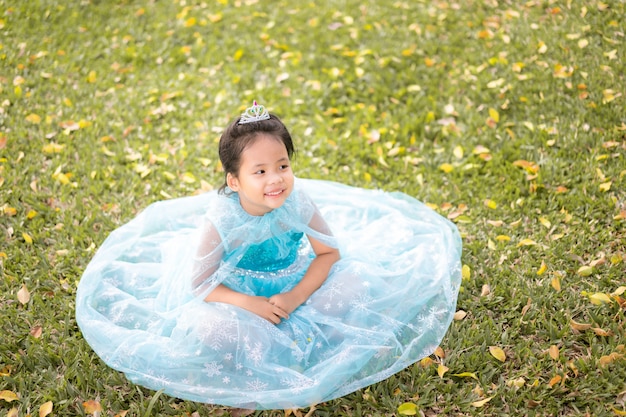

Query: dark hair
218 113 295 193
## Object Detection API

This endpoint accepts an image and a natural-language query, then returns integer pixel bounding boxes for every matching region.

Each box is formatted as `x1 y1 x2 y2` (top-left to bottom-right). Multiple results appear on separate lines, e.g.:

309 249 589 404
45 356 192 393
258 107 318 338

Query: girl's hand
245 296 290 324
268 292 302 315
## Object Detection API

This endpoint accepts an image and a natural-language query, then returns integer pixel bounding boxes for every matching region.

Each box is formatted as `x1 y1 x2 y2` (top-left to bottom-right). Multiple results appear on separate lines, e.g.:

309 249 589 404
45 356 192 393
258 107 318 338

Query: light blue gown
76 178 462 410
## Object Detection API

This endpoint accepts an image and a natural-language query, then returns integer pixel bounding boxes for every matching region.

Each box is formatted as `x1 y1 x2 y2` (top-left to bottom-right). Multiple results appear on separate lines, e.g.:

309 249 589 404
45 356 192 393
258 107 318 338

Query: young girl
76 102 462 410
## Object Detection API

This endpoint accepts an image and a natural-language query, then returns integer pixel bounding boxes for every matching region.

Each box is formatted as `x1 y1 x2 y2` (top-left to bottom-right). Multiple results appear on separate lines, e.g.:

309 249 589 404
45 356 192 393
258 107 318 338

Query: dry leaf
434 347 445 358
0 390 19 402
592 327 613 336
437 364 449 378
7 407 18 417
471 396 493 407
83 399 103 414
489 346 506 362
40 401 53 417
30 325 43 338
570 319 592 331
548 375 562 387
481 284 491 296
17 284 30 305
549 345 559 360
454 310 467 320
451 372 478 380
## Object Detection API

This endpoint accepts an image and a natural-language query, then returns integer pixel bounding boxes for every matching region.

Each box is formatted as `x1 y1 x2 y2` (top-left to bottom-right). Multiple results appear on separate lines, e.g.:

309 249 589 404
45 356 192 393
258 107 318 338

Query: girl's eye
255 170 265 175
280 165 289 170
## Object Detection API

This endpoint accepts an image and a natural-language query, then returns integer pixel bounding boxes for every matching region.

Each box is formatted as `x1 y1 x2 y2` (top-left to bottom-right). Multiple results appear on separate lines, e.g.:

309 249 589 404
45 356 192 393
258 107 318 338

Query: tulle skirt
76 179 462 409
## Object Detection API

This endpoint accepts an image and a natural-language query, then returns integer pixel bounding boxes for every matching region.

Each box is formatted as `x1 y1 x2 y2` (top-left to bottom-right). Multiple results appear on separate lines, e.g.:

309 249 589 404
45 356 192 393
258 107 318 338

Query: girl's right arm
194 220 288 324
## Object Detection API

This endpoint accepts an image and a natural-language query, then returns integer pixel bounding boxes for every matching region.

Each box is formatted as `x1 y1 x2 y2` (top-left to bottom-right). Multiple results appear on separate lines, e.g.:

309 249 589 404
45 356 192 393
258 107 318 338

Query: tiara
238 100 270 124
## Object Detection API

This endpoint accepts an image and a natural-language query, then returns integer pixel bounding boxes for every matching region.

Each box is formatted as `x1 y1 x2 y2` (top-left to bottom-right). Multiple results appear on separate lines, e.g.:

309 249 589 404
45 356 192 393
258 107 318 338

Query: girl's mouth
265 189 284 197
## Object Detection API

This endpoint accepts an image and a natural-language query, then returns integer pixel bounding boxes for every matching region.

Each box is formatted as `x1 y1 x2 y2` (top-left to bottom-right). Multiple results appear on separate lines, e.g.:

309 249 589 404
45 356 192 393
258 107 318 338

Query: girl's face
226 134 294 216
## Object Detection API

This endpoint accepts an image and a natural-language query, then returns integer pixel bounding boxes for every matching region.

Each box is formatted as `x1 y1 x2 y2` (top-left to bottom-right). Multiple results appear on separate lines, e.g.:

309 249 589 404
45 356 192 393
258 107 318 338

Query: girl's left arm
269 234 340 314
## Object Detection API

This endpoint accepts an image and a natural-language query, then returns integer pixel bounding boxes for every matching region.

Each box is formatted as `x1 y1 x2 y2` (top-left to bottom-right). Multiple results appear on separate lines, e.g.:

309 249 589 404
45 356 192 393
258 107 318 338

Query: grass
1 0 625 416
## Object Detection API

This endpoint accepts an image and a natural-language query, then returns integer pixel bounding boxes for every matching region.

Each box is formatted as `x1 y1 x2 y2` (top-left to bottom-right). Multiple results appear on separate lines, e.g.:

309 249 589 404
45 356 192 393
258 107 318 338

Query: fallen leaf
83 399 103 414
517 238 537 247
471 396 493 407
434 347 445 358
549 345 559 360
30 325 43 338
577 266 593 276
7 407 18 417
437 364 449 378
17 284 30 305
454 310 467 320
397 402 419 415
548 375 562 387
481 284 491 296
592 327 613 336
599 352 623 366
551 274 561 292
588 292 612 305
489 346 506 362
0 390 19 402
462 264 471 280
537 261 548 275
439 163 454 173
40 401 53 417
570 319 592 331
452 372 478 380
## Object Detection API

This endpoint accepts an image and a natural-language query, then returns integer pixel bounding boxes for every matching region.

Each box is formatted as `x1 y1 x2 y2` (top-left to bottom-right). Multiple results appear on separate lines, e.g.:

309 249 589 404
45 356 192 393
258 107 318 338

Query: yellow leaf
506 377 525 389
7 407 18 417
420 357 434 367
453 145 464 159
538 217 551 228
233 49 244 61
4 206 17 216
0 390 19 402
17 284 31 305
517 238 536 247
434 347 445 358
578 39 589 48
437 364 449 378
40 400 53 417
496 235 511 241
87 71 97 83
488 108 499 123
592 327 613 336
83 399 103 414
612 286 626 296
588 292 612 305
548 375 562 387
551 274 561 292
549 345 559 360
439 163 454 173
462 264 471 280
489 346 506 362
184 17 196 27
451 372 478 380
599 352 623 366
454 310 467 320
611 407 626 416
599 181 612 192
42 143 65 154
471 396 493 407
484 199 497 209
537 261 547 275
22 232 33 244
397 402 419 415
26 113 42 124
570 319 592 331
27 210 38 219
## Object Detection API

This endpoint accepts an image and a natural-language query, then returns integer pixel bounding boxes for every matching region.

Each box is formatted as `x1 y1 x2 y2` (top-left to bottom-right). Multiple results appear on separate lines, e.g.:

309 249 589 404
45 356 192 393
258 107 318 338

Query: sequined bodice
236 231 304 272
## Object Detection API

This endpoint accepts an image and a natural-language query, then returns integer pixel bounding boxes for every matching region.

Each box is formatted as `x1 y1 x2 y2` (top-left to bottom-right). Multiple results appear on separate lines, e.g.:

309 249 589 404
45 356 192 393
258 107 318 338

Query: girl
76 101 462 410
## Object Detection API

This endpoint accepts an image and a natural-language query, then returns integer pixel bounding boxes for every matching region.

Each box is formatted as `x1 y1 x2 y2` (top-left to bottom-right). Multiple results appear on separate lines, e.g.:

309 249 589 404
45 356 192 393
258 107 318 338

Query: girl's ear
226 172 240 191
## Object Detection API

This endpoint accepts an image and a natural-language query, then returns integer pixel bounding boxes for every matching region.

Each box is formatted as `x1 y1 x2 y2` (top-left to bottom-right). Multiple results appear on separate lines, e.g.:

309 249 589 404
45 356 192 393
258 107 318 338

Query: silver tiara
238 100 270 124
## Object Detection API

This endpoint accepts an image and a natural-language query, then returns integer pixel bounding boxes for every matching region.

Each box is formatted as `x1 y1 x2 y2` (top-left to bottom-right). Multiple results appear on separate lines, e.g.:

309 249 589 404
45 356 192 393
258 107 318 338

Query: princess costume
76 106 462 410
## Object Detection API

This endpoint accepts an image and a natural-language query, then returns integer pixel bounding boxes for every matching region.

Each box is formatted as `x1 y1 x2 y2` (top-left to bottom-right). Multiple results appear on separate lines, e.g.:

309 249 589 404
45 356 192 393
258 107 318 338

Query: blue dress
76 178 462 410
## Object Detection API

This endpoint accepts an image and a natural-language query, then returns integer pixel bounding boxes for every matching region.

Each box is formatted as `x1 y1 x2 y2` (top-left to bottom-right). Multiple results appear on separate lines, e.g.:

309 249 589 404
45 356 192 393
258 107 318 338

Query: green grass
1 0 625 416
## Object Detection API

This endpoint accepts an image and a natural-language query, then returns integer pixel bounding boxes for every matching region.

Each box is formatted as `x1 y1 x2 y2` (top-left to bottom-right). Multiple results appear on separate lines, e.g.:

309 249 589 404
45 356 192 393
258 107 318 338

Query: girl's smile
226 134 294 216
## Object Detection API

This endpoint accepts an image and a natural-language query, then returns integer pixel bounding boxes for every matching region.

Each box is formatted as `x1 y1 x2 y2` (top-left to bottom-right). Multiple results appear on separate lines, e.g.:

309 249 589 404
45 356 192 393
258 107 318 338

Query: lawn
1 0 625 416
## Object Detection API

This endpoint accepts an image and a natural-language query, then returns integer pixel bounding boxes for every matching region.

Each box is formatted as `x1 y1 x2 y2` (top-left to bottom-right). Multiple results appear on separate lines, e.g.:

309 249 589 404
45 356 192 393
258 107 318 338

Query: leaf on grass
454 310 467 320
489 108 500 123
462 264 471 280
577 265 593 276
551 274 561 292
471 396 493 407
397 402 419 415
537 261 547 276
599 352 623 366
612 407 626 416
437 364 449 378
517 238 537 247
40 401 53 417
481 284 491 297
452 372 478 380
17 284 30 305
489 346 506 362
114 411 129 417
23 232 33 244
549 345 559 360
7 408 18 417
612 286 626 296
548 375 562 387
506 377 525 389
570 319 592 331
599 181 612 192
30 325 43 338
0 390 19 402
26 113 42 124
592 327 613 336
512 160 539 174
587 292 612 305
484 199 497 209
439 163 454 173
83 399 103 414
434 347 445 358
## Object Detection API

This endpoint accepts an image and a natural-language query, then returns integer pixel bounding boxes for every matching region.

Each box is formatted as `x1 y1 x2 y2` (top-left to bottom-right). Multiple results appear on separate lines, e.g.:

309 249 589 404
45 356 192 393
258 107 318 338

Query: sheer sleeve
191 219 224 295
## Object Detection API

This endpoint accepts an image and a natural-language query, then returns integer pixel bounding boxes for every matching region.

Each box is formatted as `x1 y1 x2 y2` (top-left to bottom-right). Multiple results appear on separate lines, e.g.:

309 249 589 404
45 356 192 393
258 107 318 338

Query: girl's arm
269 212 340 314
195 219 289 324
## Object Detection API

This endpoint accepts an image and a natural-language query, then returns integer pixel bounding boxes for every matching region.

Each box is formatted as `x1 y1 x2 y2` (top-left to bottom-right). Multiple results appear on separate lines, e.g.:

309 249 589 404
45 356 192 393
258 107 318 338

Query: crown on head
238 100 270 125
